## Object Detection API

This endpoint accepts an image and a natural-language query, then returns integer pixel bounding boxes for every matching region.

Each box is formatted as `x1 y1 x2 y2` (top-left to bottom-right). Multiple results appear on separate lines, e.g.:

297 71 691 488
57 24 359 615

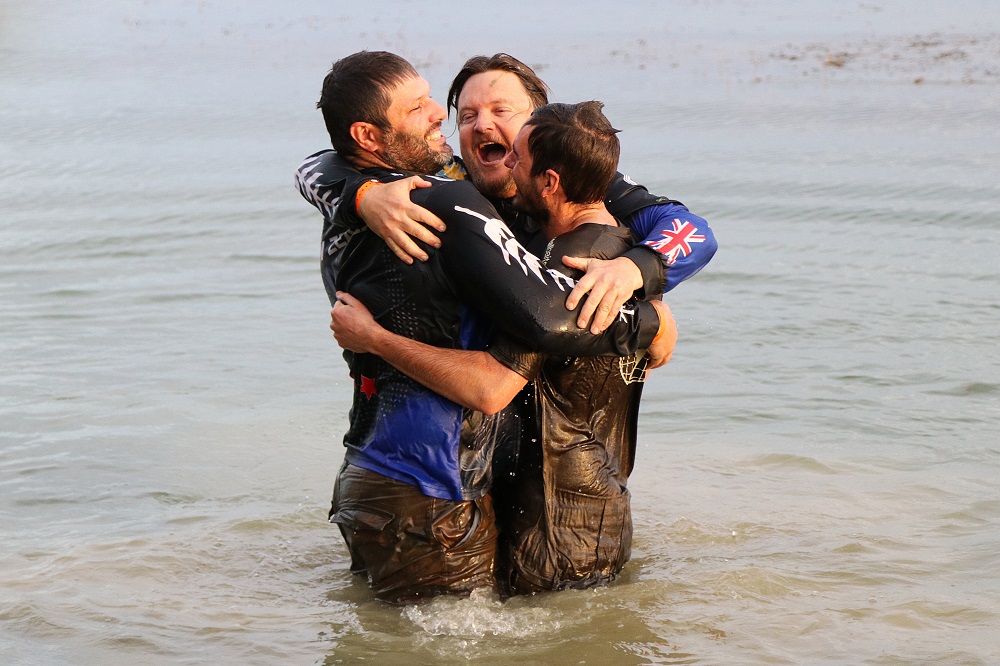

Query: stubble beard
381 125 454 175
465 161 516 200
512 181 549 224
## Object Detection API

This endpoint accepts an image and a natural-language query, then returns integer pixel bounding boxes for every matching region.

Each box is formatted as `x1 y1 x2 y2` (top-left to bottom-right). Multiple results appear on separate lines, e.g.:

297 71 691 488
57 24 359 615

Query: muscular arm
330 293 527 415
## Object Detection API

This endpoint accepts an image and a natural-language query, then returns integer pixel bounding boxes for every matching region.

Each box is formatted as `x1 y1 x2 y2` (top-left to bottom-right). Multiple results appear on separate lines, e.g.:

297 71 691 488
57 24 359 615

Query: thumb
335 291 359 307
561 255 590 270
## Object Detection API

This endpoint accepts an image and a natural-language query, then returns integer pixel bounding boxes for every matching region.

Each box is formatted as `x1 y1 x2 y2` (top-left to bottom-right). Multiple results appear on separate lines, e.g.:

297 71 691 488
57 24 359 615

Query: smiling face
456 71 535 199
380 74 453 174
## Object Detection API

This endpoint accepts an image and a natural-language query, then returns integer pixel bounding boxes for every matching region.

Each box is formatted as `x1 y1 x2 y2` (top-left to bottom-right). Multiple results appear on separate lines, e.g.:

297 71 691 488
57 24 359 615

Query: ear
349 121 384 154
540 169 561 198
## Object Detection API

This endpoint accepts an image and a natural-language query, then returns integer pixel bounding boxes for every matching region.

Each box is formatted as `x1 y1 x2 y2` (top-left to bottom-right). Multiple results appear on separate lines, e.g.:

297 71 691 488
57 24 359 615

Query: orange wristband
354 179 380 213
651 302 669 344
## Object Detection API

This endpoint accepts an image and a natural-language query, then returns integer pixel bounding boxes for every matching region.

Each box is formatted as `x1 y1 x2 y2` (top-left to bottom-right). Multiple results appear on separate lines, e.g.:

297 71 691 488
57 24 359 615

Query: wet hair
317 51 417 160
524 101 620 204
446 53 550 116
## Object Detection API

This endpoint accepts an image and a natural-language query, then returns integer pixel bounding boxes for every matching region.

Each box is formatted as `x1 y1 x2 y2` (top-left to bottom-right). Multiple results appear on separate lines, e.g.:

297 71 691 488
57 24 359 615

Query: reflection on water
2 0 1000 664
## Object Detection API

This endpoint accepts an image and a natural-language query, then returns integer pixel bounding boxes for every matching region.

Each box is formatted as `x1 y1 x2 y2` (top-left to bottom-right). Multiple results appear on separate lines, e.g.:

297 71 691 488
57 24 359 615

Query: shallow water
2 1 1000 664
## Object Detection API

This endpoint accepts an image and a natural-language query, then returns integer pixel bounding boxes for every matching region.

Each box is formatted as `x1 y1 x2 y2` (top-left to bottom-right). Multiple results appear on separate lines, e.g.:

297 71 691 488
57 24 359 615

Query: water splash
402 588 561 639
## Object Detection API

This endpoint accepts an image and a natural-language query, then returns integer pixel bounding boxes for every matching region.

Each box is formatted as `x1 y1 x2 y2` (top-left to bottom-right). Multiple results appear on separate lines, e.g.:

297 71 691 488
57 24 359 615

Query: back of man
490 225 645 595
480 101 664 595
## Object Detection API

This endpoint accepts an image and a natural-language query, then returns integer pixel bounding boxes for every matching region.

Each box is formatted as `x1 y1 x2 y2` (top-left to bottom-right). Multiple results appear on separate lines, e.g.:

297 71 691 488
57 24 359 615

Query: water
2 0 999 663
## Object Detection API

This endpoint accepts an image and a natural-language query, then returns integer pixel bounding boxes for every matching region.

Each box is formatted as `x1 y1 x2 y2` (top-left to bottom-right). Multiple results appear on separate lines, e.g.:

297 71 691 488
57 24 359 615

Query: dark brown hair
317 51 417 159
524 101 620 204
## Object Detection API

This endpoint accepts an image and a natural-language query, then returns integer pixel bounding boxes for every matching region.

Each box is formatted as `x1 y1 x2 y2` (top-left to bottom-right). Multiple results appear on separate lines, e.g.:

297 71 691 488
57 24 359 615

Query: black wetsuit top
488 224 646 593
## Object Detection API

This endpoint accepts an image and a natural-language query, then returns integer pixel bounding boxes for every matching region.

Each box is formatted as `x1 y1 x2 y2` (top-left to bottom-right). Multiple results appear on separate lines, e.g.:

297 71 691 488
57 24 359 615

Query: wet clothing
321 170 659 503
330 462 498 604
488 224 645 594
294 149 716 600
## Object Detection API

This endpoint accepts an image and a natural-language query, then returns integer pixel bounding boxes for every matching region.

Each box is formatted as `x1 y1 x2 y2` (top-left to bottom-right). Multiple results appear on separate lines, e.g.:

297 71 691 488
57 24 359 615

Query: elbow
472 393 508 416
468 381 522 416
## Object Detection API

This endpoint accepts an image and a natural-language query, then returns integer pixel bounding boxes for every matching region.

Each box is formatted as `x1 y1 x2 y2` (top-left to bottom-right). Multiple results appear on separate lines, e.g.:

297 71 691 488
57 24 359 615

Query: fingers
412 208 446 233
562 256 591 310
405 175 432 190
386 236 420 264
576 281 607 331
561 255 590 271
589 291 624 334
646 351 672 369
565 272 594 314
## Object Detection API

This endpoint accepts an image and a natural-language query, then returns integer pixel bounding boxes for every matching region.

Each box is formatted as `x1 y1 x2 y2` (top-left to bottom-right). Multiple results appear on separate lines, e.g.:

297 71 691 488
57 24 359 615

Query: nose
473 112 495 134
429 98 446 123
503 149 515 169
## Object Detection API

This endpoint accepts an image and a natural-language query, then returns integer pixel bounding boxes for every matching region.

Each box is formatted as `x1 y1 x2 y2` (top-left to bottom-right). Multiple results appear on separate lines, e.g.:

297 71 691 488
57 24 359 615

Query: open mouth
477 142 507 165
426 126 444 144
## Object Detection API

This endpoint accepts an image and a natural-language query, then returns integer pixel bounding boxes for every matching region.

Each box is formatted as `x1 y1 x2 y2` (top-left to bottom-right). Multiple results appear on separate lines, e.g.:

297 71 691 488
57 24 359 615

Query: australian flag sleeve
605 172 718 295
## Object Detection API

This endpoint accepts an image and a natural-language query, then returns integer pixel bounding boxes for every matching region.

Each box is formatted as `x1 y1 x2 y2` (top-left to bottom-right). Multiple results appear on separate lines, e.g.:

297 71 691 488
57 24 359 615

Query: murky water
2 1 999 663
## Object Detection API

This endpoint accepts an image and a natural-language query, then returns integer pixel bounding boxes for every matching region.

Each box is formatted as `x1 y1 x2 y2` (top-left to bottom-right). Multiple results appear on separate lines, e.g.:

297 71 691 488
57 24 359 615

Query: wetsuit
300 166 659 603
488 224 647 595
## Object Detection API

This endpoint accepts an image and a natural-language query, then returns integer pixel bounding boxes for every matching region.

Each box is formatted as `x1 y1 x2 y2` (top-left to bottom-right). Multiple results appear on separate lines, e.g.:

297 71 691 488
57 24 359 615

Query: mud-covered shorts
329 462 498 604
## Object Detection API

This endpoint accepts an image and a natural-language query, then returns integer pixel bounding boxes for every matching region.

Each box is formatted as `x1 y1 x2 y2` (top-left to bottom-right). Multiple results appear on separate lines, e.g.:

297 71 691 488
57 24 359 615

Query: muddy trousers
329 462 498 603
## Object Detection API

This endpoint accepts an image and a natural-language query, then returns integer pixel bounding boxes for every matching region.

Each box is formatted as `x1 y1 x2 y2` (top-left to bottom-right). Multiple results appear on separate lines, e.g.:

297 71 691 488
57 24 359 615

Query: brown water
2 0 999 663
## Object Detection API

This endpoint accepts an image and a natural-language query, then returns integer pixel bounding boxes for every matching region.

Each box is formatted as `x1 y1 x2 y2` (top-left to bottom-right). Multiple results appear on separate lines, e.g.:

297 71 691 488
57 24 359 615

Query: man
331 101 677 593
306 51 670 603
296 53 717 334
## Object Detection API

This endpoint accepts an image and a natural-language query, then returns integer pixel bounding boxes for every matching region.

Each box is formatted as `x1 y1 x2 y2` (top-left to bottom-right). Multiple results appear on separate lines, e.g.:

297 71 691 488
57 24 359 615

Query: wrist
355 179 381 214
650 300 670 344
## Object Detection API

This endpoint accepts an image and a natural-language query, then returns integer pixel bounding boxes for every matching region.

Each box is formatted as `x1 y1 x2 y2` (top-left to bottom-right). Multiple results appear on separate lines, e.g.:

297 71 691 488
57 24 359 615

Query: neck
349 150 391 171
543 201 616 239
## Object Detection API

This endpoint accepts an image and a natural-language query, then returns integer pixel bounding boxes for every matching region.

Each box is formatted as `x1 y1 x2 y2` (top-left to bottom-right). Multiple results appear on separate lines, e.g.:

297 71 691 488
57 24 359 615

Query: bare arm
330 292 527 415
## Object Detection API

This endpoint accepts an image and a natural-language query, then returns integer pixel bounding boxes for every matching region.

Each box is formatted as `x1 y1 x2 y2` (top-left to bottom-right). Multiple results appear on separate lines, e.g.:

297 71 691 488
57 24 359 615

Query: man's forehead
513 124 532 150
458 70 532 109
389 74 430 107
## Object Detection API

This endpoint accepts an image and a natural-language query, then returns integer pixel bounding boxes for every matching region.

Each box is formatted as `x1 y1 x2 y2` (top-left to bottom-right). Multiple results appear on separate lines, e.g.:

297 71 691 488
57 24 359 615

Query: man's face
456 71 534 199
503 125 548 222
380 74 453 174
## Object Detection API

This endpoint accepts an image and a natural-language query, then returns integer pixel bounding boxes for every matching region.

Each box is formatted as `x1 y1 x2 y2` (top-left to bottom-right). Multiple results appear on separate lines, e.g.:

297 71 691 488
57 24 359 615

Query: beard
511 180 549 224
380 124 454 175
464 157 516 200
461 134 516 199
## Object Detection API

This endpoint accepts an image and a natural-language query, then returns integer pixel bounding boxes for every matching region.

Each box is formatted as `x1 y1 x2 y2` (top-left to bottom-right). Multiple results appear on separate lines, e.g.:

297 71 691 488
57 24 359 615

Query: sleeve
605 172 718 295
626 203 718 293
294 149 372 230
417 181 662 357
488 335 544 381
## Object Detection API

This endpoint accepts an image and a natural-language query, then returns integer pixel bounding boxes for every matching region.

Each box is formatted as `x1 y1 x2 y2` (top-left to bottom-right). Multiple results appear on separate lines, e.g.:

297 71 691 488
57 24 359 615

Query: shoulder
547 224 632 270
